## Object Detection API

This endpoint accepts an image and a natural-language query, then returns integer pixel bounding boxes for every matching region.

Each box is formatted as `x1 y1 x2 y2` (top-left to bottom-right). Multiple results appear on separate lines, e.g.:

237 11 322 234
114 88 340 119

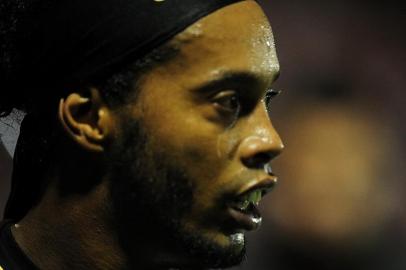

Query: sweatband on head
11 0 245 91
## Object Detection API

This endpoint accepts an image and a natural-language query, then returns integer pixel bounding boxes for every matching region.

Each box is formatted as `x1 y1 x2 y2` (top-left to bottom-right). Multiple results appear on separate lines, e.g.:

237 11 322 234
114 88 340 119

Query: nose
238 107 284 169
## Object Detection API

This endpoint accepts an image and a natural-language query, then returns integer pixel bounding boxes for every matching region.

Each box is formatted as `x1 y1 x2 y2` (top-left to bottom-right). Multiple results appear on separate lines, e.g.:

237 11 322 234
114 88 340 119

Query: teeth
249 190 262 205
235 190 262 211
235 198 250 211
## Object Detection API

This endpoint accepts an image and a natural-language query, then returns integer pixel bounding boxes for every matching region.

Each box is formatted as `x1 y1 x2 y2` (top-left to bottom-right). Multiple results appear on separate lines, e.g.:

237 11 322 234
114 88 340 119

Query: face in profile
107 1 283 268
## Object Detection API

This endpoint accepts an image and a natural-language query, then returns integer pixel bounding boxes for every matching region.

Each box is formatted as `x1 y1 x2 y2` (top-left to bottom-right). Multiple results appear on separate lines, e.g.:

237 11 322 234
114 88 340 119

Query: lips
226 177 277 231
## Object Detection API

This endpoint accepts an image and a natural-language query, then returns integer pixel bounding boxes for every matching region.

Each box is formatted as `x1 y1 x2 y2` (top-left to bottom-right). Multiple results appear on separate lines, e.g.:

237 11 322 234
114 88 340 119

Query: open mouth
232 189 264 211
227 180 276 231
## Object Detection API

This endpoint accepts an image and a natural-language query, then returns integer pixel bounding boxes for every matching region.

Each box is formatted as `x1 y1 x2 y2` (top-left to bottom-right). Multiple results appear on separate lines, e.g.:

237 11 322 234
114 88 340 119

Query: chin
177 226 247 269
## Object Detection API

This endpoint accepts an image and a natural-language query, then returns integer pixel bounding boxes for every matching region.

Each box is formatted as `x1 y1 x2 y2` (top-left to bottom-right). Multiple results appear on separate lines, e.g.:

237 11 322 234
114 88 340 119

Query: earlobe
58 89 113 152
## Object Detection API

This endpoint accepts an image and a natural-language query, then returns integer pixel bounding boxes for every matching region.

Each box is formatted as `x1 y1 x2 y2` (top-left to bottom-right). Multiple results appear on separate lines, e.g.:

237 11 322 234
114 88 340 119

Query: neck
12 180 130 270
11 178 204 270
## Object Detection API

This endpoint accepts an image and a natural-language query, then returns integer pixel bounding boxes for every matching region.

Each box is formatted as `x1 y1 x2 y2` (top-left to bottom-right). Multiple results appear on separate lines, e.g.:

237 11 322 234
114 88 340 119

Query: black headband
10 0 245 91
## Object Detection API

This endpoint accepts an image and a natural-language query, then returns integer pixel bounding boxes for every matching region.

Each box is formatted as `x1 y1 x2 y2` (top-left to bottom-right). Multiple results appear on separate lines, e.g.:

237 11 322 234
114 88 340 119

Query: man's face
109 1 283 268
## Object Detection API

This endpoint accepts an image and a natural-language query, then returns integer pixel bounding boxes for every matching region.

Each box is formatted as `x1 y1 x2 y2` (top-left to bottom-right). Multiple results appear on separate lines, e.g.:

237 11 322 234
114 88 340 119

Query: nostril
242 152 272 169
238 135 283 169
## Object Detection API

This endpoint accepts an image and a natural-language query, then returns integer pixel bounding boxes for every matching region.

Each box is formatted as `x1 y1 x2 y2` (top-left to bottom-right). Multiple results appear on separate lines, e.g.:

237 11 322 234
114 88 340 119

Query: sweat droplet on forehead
245 23 279 76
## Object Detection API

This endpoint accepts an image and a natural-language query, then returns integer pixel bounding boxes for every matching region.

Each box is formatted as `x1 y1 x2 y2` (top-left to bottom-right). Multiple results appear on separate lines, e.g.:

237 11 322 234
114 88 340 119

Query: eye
212 90 241 115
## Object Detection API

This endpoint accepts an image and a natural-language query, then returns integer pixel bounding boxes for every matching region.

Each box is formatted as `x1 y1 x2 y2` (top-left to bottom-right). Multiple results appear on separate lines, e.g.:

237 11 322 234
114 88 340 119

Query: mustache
216 164 276 201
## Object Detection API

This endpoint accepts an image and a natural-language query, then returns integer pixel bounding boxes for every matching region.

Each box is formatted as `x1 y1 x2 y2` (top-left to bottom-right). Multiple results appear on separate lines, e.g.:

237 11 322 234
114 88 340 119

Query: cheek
150 120 227 204
140 100 224 172
172 128 226 185
136 87 242 205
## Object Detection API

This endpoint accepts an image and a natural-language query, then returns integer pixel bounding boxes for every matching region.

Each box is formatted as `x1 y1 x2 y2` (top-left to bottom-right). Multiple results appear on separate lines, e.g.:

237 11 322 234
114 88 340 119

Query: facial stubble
107 117 246 268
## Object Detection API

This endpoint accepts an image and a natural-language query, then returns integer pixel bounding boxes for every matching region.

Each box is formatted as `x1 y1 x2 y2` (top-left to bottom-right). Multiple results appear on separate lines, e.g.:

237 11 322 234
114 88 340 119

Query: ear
58 88 114 152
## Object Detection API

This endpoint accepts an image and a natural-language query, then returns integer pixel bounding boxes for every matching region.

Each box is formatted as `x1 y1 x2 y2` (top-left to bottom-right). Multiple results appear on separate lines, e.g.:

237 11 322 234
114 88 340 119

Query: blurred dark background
1 0 405 269
232 0 406 269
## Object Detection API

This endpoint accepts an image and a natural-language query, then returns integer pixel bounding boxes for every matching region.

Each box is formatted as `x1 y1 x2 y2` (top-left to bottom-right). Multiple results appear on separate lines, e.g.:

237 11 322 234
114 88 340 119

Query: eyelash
264 89 281 113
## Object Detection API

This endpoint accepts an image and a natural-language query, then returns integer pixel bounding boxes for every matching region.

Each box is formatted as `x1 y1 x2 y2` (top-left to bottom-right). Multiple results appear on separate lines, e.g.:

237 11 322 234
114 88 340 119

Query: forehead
147 1 279 88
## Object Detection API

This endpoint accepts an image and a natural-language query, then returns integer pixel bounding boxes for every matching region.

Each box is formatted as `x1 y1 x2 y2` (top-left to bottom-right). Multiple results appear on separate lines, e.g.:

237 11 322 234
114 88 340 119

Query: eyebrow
211 71 261 87
193 69 280 95
213 69 280 84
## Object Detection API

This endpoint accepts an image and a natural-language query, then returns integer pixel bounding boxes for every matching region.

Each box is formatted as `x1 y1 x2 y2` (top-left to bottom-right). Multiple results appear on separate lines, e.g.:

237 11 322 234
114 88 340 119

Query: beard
106 118 245 269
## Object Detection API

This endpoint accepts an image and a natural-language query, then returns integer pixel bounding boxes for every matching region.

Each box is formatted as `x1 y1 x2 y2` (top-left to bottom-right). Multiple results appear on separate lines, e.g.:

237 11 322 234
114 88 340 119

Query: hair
0 0 178 220
0 0 181 116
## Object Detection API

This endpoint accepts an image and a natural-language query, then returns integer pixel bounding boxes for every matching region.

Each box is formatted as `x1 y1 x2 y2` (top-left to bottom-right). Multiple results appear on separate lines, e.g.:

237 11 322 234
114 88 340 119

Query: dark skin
11 1 283 269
